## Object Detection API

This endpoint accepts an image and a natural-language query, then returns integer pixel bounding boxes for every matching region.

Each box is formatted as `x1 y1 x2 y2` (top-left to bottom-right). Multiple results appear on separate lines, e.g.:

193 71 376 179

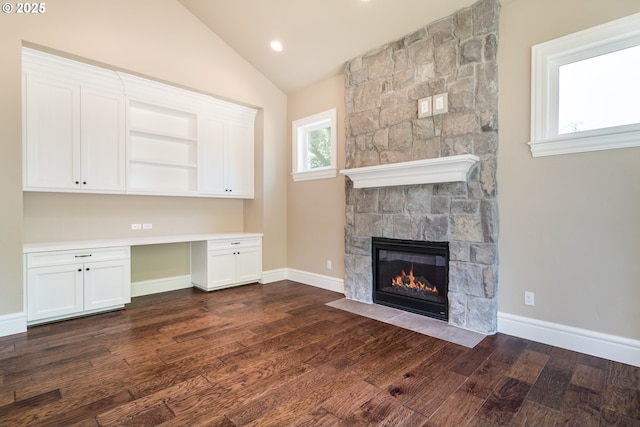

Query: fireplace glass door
372 238 448 321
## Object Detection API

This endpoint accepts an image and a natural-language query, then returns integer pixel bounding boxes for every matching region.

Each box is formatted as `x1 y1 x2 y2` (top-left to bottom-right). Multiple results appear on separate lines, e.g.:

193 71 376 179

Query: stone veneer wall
343 0 500 333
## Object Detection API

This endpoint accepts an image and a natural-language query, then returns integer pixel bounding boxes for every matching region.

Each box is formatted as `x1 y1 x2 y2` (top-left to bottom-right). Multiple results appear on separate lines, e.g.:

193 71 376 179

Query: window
292 108 337 181
529 12 640 157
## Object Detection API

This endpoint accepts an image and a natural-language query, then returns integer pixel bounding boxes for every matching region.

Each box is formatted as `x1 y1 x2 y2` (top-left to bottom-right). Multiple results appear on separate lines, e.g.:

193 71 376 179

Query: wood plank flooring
0 280 638 426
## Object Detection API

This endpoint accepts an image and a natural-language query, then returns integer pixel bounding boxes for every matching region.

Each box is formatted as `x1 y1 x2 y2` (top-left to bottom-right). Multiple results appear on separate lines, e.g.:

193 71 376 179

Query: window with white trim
529 12 640 157
292 108 337 181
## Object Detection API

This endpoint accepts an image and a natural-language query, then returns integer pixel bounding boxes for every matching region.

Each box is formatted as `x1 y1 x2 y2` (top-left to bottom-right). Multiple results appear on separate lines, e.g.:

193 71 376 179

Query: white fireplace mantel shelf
340 154 480 189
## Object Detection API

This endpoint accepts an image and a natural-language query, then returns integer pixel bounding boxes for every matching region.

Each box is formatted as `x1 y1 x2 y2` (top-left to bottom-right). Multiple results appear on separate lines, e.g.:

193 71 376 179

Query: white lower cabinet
27 263 84 321
191 236 262 291
26 247 131 324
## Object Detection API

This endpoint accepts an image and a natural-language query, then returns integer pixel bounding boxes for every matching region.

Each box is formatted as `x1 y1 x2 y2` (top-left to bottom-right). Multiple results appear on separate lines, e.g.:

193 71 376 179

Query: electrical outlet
524 291 535 306
131 223 142 230
143 223 153 230
326 260 332 269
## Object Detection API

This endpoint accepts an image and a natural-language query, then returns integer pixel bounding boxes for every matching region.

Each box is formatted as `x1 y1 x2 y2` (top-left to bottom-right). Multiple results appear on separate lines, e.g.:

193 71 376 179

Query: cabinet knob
86 268 90 271
75 181 80 185
78 268 82 272
83 181 87 185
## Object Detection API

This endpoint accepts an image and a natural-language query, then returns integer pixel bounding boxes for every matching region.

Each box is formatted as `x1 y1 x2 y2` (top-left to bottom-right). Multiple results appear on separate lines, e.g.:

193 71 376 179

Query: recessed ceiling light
270 40 284 52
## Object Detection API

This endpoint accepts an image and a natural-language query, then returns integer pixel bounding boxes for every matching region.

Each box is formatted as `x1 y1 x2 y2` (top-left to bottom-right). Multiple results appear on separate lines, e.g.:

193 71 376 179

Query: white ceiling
177 0 477 93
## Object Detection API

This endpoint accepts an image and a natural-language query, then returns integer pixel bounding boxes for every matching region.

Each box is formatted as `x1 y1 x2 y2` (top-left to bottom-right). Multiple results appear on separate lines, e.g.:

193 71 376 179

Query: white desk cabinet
26 247 131 324
191 236 262 291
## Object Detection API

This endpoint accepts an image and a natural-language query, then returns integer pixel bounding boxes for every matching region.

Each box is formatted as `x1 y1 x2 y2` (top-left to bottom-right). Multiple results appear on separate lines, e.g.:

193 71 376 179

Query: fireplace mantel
340 154 480 189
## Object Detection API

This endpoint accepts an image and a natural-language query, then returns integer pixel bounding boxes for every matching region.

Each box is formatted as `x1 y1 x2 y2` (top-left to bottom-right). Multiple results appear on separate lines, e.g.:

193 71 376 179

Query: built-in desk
23 233 263 325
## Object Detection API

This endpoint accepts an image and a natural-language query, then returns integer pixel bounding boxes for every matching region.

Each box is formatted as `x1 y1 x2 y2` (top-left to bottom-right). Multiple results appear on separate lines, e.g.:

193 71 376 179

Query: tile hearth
327 298 485 348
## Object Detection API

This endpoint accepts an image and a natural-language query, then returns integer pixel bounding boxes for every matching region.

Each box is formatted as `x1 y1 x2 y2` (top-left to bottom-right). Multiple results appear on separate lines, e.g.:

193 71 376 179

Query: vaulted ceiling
177 0 477 93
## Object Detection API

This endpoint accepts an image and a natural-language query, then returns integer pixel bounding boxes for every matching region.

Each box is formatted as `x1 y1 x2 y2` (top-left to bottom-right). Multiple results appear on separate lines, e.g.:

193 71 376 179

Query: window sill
292 168 337 182
529 129 640 157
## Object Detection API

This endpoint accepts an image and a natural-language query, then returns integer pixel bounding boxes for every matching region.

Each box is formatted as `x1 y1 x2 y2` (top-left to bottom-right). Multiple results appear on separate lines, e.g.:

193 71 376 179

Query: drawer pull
74 254 92 258
231 242 241 245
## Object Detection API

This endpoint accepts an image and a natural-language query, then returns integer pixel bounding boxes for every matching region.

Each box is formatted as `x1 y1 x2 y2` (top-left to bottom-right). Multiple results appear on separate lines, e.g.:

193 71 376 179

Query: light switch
433 92 448 115
418 96 432 118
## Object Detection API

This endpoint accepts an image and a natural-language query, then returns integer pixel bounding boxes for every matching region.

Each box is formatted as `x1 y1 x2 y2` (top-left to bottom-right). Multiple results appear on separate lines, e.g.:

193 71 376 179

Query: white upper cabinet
23 48 126 193
22 48 257 199
199 101 257 198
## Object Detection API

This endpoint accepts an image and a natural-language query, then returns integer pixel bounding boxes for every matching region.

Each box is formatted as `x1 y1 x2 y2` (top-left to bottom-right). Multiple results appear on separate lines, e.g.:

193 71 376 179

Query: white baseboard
498 312 640 367
131 275 193 297
286 269 344 294
0 312 27 337
260 268 288 284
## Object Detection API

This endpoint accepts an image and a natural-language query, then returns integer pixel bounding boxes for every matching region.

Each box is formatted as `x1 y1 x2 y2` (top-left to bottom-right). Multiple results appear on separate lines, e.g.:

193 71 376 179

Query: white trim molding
340 154 479 189
260 268 288 284
131 275 192 297
529 128 640 157
498 312 640 368
286 269 345 294
0 312 27 337
260 268 344 294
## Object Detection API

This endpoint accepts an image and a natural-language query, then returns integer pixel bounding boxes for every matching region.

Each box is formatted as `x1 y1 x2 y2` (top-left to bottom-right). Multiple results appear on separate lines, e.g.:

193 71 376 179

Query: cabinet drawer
27 246 130 268
207 238 261 251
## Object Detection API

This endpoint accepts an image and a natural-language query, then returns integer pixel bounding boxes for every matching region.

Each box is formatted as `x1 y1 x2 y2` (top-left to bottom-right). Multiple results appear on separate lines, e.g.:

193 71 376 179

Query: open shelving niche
127 100 199 194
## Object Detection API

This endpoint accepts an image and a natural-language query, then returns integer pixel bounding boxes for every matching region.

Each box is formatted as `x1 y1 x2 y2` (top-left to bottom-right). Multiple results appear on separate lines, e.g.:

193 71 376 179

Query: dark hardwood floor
0 281 638 426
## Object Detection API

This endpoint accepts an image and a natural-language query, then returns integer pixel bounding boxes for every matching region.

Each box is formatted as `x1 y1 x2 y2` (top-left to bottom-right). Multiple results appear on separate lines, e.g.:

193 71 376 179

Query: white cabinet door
24 73 81 190
225 120 254 198
207 249 237 289
236 245 262 284
27 263 84 321
80 87 126 192
83 259 131 311
198 114 226 195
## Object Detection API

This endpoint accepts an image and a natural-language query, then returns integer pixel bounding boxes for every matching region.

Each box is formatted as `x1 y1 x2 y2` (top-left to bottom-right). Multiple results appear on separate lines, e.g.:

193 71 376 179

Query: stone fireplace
342 0 500 334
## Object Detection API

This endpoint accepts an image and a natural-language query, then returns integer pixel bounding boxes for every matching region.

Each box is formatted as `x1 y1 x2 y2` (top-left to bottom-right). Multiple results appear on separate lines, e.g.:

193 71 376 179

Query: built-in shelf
129 129 198 143
129 159 198 169
340 154 480 189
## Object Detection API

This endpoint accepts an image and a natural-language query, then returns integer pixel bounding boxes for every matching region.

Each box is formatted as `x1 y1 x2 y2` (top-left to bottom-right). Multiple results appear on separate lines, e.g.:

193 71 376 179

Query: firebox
372 237 449 321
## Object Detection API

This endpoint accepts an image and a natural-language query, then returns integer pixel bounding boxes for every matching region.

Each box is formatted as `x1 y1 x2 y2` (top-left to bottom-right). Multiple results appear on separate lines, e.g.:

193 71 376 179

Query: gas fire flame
391 265 438 293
